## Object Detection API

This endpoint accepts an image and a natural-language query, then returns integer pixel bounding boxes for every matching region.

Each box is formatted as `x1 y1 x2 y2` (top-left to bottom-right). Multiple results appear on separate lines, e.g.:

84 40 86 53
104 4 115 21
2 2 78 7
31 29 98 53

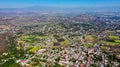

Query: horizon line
0 5 120 9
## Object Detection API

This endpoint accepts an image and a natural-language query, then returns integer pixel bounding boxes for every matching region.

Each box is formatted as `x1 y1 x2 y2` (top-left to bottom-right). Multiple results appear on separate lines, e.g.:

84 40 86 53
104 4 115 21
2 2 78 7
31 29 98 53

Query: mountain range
0 6 120 13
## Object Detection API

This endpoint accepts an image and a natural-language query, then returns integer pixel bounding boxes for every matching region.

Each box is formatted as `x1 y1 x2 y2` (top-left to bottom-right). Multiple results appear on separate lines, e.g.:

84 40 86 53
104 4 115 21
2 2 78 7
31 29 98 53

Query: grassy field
29 46 41 53
102 35 120 46
102 41 120 46
83 43 94 48
109 35 119 39
60 38 70 46
21 35 35 42
20 35 48 43
115 40 120 43
85 35 96 43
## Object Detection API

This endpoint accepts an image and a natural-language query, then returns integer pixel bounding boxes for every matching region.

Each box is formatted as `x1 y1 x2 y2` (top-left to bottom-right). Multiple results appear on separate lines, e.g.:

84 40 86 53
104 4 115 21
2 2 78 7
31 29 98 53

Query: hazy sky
0 0 120 8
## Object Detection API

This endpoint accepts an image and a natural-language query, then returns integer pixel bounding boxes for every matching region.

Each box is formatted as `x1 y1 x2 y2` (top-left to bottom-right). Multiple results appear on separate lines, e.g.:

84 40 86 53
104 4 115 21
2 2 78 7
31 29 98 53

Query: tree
2 59 21 67
55 57 60 62
54 63 63 67
94 55 102 62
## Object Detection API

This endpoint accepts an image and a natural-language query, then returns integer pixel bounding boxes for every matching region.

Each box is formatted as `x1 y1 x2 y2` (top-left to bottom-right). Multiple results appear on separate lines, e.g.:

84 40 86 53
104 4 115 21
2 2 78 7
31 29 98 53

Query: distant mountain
0 6 120 13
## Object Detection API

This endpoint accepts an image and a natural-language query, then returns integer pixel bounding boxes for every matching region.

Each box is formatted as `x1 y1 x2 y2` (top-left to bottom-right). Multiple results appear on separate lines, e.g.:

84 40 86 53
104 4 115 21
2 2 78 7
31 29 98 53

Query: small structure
57 38 64 42
53 42 60 46
88 48 94 54
37 49 46 54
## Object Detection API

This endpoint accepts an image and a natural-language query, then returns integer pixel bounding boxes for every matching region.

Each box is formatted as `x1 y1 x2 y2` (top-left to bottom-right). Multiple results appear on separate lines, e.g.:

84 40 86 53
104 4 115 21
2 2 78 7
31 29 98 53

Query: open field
83 43 94 48
29 46 41 53
102 41 120 46
60 38 70 46
109 35 119 39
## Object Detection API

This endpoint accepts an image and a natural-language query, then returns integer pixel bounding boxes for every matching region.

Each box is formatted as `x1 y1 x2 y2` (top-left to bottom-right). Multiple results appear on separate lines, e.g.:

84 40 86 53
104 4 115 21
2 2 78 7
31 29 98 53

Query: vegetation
60 38 70 45
103 41 120 46
29 46 41 53
109 35 119 39
115 40 120 43
2 59 21 67
21 35 36 42
83 43 94 48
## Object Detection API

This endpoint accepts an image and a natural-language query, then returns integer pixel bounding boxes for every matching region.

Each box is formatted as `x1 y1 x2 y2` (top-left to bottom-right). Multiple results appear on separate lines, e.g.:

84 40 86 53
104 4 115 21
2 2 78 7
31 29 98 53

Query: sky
0 0 120 8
